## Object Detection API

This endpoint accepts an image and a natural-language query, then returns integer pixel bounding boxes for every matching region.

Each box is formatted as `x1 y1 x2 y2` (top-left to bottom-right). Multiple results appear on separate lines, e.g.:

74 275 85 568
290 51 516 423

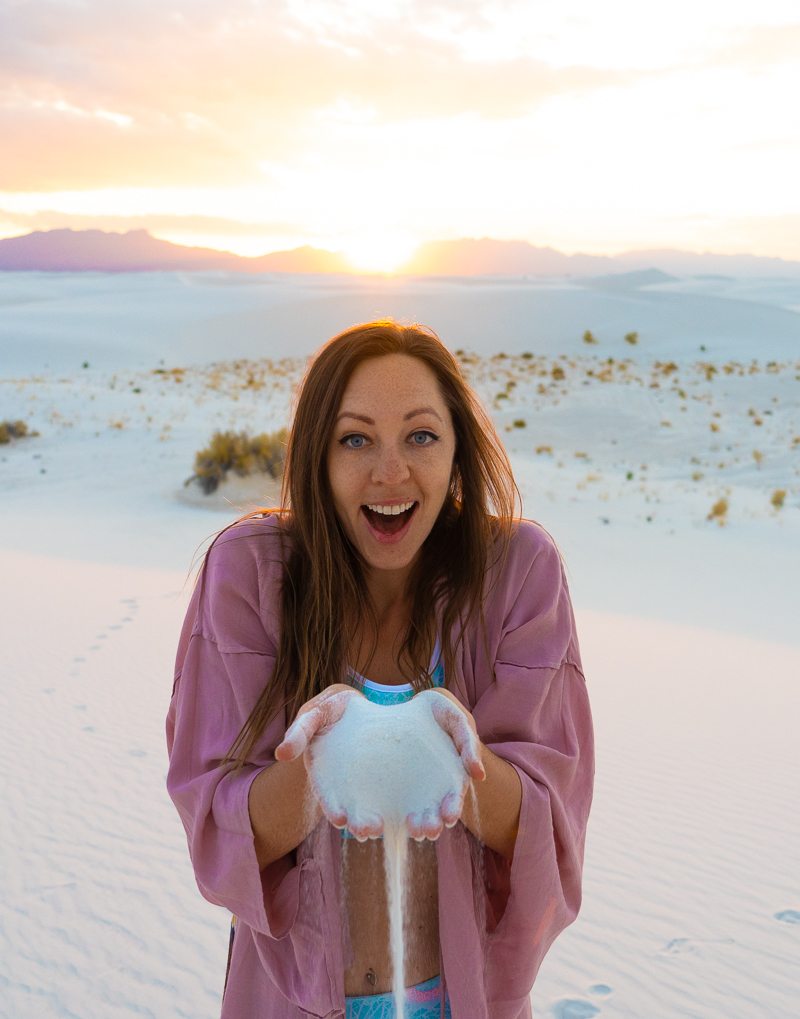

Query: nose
371 443 411 485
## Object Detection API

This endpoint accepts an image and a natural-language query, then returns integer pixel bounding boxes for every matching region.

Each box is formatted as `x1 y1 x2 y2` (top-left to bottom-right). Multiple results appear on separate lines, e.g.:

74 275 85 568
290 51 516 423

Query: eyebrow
335 406 444 425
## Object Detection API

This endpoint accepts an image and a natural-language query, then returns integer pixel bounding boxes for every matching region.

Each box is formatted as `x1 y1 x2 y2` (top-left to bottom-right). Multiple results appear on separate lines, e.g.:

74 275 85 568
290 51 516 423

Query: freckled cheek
329 459 368 518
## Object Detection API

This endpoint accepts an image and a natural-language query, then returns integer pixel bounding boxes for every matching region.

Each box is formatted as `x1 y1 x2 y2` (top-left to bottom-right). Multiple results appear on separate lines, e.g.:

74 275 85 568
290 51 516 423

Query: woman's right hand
274 684 359 763
274 684 377 837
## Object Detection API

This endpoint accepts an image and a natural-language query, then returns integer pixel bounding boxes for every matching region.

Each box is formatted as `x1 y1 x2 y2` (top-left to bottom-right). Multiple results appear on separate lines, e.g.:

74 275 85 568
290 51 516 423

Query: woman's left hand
406 689 486 840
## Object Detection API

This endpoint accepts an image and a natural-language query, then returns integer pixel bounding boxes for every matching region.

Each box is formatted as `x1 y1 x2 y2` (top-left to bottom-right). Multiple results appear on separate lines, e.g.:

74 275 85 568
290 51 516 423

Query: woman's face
327 353 457 587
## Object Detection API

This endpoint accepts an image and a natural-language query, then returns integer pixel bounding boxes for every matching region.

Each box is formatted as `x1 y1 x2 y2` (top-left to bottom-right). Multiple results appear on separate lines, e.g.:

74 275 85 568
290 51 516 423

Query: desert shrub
707 496 729 524
187 427 287 494
0 419 34 444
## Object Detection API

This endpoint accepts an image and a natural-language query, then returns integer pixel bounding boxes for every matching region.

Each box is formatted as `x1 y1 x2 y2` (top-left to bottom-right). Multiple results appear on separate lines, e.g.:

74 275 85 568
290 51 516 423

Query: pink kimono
166 514 595 1018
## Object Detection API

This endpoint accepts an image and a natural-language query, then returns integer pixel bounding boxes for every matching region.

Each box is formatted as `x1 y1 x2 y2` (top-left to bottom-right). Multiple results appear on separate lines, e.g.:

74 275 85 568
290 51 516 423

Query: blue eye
411 430 438 446
340 434 367 449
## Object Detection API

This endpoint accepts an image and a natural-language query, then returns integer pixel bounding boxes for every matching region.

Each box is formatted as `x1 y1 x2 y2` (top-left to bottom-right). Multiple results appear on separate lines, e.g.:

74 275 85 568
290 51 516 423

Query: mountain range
1 228 798 278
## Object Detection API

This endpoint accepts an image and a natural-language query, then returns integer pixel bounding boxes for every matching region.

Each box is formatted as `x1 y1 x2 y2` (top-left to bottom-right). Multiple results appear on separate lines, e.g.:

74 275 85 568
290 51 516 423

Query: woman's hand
274 684 380 838
405 689 486 841
274 684 360 762
274 684 486 844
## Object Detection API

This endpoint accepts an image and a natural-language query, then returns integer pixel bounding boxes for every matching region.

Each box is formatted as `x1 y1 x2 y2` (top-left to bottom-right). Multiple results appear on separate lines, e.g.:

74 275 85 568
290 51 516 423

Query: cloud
0 0 634 191
705 22 800 70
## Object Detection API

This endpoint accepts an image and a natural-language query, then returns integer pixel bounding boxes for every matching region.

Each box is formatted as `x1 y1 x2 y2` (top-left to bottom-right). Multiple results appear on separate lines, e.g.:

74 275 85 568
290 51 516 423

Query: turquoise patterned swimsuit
343 640 451 1018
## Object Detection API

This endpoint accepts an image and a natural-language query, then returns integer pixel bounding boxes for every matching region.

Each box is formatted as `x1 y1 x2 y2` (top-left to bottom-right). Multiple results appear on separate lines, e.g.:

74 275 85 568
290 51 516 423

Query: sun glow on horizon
341 235 419 275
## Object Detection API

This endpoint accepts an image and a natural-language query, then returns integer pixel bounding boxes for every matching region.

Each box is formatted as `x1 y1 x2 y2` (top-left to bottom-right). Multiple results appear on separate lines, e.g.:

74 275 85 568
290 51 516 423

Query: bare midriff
342 833 440 996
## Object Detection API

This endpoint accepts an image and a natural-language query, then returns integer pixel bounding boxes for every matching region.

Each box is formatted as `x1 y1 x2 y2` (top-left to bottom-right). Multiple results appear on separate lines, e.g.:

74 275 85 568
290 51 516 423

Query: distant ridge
402 237 613 276
580 268 678 290
0 228 350 274
0 228 798 278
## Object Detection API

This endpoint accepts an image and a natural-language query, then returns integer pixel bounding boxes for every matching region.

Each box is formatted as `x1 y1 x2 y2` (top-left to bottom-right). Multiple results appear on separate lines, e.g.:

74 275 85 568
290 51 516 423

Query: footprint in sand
77 605 138 666
128 749 147 758
588 986 612 996
663 937 692 954
774 909 800 924
662 936 734 955
82 725 95 732
551 1000 601 1019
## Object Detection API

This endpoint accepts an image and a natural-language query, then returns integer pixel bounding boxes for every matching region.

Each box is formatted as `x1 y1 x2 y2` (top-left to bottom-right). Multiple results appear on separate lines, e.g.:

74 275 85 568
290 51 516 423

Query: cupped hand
274 684 360 763
403 689 486 842
274 684 381 839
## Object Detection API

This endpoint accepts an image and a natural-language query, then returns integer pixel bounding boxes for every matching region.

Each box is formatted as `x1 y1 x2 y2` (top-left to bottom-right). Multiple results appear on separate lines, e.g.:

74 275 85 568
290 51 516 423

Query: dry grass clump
187 428 288 494
0 419 37 443
707 496 729 525
771 490 786 509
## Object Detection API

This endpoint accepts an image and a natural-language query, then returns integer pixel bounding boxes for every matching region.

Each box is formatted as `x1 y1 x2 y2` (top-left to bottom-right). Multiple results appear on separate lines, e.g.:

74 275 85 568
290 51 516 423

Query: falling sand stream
311 692 478 1018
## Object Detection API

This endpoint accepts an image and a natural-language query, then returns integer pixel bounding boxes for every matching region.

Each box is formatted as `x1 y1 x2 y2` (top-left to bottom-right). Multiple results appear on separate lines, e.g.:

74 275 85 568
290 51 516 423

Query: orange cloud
0 2 632 191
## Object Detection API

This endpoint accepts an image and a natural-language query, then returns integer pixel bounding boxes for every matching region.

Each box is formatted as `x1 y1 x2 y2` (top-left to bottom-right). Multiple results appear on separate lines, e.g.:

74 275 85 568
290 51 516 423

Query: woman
166 320 595 1019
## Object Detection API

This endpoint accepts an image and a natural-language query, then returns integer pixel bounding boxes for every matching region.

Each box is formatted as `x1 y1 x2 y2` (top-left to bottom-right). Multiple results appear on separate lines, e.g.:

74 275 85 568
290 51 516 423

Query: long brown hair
220 320 520 769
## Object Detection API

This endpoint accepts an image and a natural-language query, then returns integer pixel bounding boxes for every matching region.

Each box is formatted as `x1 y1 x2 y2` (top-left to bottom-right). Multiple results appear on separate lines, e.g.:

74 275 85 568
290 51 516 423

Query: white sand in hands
310 691 467 833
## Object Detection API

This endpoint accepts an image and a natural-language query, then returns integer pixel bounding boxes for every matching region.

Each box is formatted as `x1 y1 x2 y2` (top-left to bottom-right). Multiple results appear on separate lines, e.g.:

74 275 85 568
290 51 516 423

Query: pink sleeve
165 526 301 939
472 527 595 1000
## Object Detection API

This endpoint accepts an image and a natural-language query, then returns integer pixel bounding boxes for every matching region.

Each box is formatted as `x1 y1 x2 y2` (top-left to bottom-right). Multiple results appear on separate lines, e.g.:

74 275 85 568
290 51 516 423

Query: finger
322 799 348 830
349 812 384 842
406 809 442 842
430 700 486 781
406 811 425 841
420 808 443 841
440 789 463 828
274 708 319 761
274 690 356 762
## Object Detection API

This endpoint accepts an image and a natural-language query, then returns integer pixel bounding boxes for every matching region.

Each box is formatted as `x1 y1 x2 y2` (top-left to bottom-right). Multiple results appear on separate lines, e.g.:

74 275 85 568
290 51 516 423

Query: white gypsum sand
383 824 409 1019
310 692 470 1018
311 694 467 831
2 271 799 1017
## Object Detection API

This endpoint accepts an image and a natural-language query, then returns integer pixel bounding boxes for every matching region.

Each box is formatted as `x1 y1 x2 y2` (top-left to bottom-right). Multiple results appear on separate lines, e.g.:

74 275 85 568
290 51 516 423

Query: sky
1 0 799 271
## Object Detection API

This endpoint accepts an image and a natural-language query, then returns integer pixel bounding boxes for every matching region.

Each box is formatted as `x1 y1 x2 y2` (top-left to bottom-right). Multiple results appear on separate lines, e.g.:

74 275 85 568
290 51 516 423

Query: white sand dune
1 272 798 1017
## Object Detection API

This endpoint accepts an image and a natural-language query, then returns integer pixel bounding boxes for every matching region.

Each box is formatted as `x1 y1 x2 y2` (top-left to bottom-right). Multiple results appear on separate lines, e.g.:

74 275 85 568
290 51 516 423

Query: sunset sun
341 235 418 275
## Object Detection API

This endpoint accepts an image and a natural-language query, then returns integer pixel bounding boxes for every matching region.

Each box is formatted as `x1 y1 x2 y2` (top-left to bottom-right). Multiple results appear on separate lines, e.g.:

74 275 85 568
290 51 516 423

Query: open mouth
361 502 418 537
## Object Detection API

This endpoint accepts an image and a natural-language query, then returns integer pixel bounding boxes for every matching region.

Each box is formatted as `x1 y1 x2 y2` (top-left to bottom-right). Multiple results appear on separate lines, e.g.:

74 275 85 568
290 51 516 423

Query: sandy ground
1 271 798 1018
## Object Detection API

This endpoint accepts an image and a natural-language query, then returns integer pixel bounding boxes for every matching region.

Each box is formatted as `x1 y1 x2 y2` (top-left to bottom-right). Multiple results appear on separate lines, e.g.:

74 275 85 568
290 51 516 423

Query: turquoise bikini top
345 636 445 702
340 638 445 840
